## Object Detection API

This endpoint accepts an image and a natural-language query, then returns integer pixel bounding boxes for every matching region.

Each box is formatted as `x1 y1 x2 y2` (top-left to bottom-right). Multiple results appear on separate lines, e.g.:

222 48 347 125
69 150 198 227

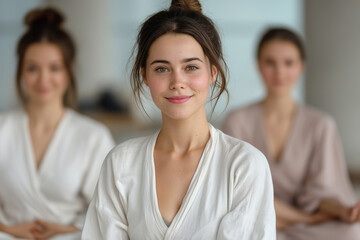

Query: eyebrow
150 57 203 65
24 59 62 64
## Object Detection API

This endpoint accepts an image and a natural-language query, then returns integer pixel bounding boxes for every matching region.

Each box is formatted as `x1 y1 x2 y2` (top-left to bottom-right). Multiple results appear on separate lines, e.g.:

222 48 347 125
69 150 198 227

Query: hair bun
24 7 64 29
170 0 202 12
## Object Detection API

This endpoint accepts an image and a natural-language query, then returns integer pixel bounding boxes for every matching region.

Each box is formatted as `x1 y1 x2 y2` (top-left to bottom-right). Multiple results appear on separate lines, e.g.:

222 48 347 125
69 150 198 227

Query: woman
223 27 360 239
82 0 275 239
0 7 114 240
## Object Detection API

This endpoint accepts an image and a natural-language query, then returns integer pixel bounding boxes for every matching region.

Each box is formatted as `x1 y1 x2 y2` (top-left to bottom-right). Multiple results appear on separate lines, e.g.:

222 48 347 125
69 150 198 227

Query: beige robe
222 102 360 240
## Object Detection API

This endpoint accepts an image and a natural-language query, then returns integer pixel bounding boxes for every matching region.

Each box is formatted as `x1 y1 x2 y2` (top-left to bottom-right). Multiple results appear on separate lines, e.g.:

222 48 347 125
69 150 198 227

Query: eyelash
186 65 198 71
27 66 37 72
155 67 168 73
25 65 62 73
154 65 199 73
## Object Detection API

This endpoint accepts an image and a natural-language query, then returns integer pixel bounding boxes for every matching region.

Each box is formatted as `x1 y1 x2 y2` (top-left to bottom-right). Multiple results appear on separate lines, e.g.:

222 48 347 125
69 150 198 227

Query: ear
210 65 218 84
141 68 149 86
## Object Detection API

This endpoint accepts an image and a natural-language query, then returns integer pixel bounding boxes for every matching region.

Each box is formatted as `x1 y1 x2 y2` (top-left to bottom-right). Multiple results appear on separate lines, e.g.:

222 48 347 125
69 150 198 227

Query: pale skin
142 33 217 223
258 40 360 229
0 42 77 239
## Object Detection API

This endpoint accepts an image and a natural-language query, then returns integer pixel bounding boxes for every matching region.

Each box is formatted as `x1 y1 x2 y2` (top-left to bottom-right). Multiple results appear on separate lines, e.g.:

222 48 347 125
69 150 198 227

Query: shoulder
0 108 24 122
0 109 25 133
215 127 269 173
224 102 261 123
299 105 337 131
66 109 112 137
215 128 272 196
222 102 261 137
104 132 157 170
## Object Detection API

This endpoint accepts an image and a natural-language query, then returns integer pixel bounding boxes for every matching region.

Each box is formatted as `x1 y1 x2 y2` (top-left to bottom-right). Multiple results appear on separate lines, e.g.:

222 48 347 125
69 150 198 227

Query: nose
169 71 186 90
38 68 50 85
274 64 285 78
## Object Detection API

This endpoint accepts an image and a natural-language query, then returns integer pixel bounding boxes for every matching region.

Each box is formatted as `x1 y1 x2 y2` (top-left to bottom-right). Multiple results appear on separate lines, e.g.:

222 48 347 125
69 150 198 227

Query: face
21 42 69 106
143 33 217 121
258 40 304 97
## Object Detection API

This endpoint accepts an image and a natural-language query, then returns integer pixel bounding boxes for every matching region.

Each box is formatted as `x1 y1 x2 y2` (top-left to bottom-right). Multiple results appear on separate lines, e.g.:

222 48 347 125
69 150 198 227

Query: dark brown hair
257 27 305 61
16 7 77 108
131 0 228 114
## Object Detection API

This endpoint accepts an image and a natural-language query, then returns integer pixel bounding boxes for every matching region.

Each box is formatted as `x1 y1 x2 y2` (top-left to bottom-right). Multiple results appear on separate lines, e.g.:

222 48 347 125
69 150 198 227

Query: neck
157 108 210 154
262 93 296 117
26 101 65 127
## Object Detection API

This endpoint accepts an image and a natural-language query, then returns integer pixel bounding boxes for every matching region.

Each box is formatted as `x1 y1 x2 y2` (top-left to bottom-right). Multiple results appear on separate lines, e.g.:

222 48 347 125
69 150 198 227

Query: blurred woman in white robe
0 7 114 240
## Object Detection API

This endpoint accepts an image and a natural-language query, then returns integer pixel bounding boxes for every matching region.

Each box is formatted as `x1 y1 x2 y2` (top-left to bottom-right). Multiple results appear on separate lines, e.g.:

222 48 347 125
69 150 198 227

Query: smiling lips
36 88 51 94
166 95 192 104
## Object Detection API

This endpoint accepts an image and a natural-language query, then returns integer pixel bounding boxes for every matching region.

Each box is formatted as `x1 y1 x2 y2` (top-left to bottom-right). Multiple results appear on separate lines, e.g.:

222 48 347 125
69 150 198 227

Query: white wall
0 0 44 111
107 0 305 126
46 0 117 101
305 0 360 172
0 0 304 126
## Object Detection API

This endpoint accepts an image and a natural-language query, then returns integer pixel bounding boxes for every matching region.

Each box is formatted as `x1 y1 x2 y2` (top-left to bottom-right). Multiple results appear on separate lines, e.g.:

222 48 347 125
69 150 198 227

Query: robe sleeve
81 152 129 240
73 128 115 230
217 150 276 240
295 117 356 213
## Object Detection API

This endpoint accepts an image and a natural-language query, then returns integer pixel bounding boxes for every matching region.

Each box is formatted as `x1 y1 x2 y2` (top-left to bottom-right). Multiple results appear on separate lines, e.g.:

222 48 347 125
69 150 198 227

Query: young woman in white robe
0 8 114 240
82 0 276 239
222 28 360 240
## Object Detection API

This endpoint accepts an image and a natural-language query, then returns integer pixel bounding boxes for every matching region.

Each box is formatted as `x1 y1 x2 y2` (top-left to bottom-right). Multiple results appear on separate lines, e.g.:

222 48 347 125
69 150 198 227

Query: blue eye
155 67 168 73
186 65 198 71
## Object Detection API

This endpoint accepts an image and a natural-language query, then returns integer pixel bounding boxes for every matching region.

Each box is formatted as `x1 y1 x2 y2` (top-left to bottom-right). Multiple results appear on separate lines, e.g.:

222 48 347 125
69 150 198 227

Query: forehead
147 33 205 62
24 42 64 63
260 40 301 59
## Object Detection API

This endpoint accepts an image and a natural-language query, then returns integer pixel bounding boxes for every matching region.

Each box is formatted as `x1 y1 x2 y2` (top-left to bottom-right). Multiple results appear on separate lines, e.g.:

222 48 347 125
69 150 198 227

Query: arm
31 221 78 240
217 150 276 240
275 197 333 230
74 128 115 230
0 221 37 239
0 201 37 239
296 117 356 214
319 199 360 223
82 153 129 240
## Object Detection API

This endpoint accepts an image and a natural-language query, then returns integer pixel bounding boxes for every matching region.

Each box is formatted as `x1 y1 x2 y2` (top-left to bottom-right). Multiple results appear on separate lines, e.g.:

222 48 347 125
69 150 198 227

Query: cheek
287 67 302 82
54 73 69 90
189 74 211 91
259 68 273 84
22 72 37 86
147 78 166 96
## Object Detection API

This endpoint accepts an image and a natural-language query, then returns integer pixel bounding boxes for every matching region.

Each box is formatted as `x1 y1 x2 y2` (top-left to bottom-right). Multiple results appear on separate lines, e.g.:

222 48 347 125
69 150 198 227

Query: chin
32 96 60 105
162 110 194 121
269 87 291 96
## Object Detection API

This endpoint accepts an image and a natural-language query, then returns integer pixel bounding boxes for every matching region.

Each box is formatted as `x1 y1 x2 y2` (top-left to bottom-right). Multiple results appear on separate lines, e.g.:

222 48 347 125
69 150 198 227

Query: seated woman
0 7 114 240
223 27 360 240
82 0 276 239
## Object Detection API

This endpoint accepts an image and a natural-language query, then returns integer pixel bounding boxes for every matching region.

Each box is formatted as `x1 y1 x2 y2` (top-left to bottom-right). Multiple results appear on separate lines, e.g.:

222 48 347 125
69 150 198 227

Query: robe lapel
20 109 71 218
148 125 216 239
21 110 41 193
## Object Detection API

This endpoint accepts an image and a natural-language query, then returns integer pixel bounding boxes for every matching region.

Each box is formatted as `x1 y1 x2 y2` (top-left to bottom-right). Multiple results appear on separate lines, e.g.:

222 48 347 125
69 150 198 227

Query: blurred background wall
305 0 360 173
0 0 358 173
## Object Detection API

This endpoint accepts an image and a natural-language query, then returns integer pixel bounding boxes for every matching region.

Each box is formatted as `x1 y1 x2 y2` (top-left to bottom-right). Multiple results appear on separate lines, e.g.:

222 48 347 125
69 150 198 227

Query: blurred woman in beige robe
223 28 360 240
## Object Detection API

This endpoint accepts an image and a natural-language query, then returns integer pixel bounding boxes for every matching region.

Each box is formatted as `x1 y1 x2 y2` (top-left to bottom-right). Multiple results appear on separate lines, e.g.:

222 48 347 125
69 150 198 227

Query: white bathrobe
0 109 115 240
82 125 276 240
